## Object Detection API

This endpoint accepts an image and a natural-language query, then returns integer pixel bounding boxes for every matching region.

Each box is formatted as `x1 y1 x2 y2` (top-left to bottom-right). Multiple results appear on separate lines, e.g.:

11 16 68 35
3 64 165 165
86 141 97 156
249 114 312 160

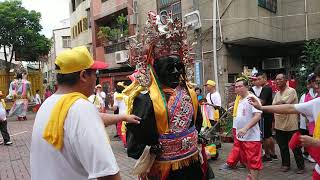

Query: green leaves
98 14 128 42
296 39 320 96
0 0 50 68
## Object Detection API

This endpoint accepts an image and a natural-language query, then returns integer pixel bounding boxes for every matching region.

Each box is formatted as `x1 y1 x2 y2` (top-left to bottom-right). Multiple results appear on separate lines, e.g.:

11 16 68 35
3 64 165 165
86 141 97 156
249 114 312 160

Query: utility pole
212 0 219 90
193 0 203 87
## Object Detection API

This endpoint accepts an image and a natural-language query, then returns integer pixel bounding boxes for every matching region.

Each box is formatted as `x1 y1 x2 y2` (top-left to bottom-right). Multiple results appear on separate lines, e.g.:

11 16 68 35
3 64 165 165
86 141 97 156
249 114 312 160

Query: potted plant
98 26 113 45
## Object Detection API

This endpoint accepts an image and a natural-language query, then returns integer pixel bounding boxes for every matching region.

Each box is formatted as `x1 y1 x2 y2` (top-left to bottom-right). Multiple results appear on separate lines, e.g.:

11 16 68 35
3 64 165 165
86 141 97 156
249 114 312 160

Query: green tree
97 14 129 43
116 13 128 36
296 39 320 96
0 0 51 72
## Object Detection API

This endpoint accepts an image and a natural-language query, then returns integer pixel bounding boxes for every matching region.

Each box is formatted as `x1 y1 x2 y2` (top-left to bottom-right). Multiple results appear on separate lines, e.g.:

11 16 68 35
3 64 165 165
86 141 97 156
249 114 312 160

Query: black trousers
0 120 10 143
299 128 310 156
275 129 304 169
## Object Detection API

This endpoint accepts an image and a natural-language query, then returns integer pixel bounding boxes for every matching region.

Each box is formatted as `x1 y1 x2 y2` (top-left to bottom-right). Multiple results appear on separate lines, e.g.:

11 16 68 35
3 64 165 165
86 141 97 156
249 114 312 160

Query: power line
203 11 320 21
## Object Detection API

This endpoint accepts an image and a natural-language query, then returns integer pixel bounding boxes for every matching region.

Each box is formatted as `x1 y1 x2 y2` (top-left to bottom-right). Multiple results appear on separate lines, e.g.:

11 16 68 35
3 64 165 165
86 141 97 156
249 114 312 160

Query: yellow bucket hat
55 46 107 74
204 80 216 87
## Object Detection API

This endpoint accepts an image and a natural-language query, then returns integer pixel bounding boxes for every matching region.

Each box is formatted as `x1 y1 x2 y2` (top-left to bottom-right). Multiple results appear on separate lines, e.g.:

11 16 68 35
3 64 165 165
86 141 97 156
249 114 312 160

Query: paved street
0 112 314 180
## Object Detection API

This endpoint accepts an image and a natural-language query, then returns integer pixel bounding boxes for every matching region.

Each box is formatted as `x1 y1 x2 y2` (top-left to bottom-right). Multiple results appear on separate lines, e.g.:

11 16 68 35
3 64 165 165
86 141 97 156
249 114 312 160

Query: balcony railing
104 39 129 54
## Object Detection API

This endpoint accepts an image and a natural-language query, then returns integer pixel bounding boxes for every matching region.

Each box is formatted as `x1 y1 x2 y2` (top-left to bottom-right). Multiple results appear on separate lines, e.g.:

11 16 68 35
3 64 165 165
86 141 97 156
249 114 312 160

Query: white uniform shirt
206 91 221 120
234 95 262 141
251 86 262 97
97 91 106 108
113 92 127 115
299 94 307 130
295 97 320 174
88 94 104 110
0 101 6 121
295 97 320 124
30 94 119 180
35 94 42 105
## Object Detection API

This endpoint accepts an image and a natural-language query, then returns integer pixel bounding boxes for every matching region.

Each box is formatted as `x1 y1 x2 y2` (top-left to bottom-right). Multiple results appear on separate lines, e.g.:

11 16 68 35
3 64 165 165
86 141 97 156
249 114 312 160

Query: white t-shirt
251 86 262 97
89 94 104 109
234 95 262 141
35 94 41 105
206 91 222 120
97 91 106 108
30 94 119 180
0 102 6 121
299 94 307 130
99 91 106 100
294 97 320 174
113 93 127 115
295 97 320 124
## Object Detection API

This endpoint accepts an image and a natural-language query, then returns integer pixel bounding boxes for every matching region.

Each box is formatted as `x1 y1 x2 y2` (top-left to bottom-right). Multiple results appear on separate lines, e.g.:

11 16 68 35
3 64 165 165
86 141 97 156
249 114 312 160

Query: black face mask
153 55 184 89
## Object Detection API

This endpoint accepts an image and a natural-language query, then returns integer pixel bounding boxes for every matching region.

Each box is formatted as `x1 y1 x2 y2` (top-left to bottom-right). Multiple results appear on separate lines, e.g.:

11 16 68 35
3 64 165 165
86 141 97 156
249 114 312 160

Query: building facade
69 0 92 50
90 0 145 102
75 0 320 106
43 19 71 87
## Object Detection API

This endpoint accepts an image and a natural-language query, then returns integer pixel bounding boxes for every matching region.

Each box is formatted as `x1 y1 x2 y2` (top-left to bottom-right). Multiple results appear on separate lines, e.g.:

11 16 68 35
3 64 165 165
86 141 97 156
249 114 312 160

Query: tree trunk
9 47 15 72
3 46 10 73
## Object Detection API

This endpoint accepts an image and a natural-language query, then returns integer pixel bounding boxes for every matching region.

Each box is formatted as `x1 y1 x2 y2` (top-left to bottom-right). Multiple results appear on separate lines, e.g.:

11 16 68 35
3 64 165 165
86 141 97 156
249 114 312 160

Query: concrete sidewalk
0 113 314 180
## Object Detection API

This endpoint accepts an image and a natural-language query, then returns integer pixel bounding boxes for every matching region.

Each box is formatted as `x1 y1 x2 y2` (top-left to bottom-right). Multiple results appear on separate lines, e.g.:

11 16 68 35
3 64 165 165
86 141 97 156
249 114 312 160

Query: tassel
148 152 199 179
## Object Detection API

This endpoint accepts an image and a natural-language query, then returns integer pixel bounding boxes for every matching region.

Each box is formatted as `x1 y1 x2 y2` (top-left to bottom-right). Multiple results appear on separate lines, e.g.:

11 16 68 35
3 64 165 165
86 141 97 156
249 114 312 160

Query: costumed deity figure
7 64 31 121
124 11 210 180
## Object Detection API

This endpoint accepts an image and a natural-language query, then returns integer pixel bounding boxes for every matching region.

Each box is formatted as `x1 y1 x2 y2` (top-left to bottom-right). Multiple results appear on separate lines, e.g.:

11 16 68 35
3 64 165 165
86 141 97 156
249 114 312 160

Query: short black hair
16 73 23 79
115 85 125 93
315 65 320 77
36 90 40 93
55 65 94 86
277 73 287 80
56 72 81 86
235 78 249 87
256 72 267 79
195 87 202 93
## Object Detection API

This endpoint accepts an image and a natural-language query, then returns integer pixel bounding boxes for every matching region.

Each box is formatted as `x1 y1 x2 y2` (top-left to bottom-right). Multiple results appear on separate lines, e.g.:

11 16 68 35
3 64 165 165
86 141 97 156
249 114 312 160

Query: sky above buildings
22 0 70 38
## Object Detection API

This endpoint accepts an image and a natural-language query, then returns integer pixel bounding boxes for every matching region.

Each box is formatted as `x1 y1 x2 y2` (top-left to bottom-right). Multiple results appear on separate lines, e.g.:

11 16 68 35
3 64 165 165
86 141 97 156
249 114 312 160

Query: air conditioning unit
115 50 128 64
262 57 284 69
184 10 202 30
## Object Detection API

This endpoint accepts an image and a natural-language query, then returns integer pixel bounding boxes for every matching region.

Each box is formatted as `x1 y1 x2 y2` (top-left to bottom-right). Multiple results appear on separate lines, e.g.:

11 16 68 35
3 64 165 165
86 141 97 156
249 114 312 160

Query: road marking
0 131 29 141
10 131 28 137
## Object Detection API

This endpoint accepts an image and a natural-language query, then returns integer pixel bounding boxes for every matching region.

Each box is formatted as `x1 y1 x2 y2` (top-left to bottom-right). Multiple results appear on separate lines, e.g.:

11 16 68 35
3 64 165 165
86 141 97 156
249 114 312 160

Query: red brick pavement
0 113 315 180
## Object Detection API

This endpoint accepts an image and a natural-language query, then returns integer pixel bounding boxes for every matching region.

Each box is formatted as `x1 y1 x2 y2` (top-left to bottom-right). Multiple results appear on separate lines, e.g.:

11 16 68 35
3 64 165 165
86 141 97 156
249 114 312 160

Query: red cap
90 60 108 70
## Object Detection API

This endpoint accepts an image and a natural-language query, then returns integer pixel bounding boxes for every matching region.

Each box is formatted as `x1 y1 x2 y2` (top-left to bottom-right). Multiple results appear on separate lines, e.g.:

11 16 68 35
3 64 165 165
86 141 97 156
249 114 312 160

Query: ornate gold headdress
128 10 195 87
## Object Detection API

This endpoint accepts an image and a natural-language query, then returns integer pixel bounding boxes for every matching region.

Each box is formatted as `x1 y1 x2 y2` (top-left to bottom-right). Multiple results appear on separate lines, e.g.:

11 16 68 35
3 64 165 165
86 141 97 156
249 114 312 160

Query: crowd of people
192 70 320 179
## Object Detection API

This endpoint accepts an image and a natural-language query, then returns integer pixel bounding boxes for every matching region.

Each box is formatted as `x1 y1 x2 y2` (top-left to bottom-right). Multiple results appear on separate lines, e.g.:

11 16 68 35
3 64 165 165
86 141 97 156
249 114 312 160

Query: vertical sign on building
195 61 201 85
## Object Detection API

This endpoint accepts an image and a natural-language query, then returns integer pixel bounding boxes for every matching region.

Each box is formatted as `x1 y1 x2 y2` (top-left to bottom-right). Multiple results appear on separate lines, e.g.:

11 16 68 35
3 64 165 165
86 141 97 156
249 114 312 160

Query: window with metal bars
158 0 182 20
62 36 71 48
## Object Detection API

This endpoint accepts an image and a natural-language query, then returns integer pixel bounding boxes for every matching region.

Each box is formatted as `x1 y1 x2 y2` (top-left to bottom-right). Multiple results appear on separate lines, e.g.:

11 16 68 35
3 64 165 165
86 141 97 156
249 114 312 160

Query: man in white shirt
30 46 139 180
233 78 262 180
35 90 42 105
96 84 106 111
112 82 128 147
89 85 105 112
204 80 221 122
249 65 320 180
0 91 12 145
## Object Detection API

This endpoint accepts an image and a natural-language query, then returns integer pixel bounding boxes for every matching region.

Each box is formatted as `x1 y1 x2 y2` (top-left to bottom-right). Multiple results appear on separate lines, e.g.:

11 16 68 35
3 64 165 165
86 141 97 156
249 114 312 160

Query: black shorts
260 117 272 139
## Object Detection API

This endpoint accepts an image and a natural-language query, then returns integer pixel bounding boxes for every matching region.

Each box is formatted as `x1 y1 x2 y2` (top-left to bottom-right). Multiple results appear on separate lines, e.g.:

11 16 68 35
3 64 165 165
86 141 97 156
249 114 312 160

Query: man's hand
300 135 320 147
124 115 141 124
248 96 262 110
237 128 248 139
